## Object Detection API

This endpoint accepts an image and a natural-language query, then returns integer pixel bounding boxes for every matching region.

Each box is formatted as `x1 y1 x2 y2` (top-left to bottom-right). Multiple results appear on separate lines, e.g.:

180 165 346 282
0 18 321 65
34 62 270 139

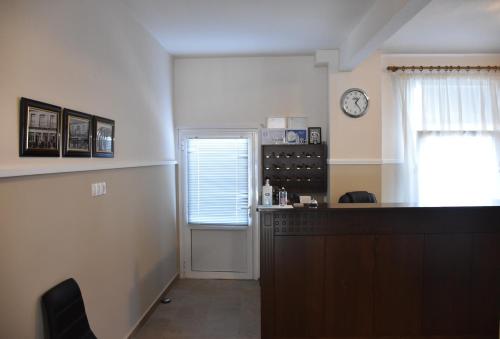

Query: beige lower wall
329 165 382 203
0 165 178 339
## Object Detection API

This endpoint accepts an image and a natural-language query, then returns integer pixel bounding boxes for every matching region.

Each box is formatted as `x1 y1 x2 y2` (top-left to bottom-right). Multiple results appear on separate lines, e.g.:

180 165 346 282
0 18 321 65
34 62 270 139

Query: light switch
91 182 107 197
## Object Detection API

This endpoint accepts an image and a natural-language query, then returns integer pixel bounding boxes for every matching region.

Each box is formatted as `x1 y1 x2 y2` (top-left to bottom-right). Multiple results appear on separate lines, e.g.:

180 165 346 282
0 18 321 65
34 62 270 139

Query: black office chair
338 191 377 203
41 278 97 339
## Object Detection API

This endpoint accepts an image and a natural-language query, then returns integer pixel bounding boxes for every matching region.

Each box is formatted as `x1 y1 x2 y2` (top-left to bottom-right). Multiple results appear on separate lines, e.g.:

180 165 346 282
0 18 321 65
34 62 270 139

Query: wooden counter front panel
423 234 472 335
274 236 325 337
260 209 500 339
470 234 500 334
324 235 374 336
373 235 424 336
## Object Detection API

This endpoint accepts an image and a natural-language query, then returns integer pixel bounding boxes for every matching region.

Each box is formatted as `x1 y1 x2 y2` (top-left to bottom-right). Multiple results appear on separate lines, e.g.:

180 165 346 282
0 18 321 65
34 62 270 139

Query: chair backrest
41 278 97 339
338 191 377 203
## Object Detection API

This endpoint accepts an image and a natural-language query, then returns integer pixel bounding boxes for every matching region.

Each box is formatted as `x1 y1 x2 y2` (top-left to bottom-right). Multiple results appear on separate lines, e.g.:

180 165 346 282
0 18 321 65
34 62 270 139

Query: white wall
174 56 328 139
0 0 176 171
0 1 177 338
173 55 328 279
330 52 382 160
324 52 383 201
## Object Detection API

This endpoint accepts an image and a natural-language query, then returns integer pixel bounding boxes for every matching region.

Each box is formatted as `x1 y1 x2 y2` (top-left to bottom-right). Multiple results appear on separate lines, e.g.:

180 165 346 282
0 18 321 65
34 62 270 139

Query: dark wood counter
260 205 500 339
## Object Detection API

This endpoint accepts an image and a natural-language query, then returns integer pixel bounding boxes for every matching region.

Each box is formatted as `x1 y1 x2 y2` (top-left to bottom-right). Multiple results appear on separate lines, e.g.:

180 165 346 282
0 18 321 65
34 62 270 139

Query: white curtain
394 71 500 205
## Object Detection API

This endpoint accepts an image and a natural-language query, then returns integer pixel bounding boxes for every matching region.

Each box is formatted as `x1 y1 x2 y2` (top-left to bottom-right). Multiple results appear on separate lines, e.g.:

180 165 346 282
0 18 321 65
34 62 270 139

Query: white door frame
177 128 259 279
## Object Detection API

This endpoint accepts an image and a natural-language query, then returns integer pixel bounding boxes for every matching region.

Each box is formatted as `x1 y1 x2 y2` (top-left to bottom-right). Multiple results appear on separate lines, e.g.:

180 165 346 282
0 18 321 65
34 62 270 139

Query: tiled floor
133 279 260 339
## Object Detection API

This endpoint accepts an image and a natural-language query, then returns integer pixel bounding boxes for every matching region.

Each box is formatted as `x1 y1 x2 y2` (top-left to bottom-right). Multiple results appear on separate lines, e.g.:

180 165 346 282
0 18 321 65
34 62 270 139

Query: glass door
179 129 258 279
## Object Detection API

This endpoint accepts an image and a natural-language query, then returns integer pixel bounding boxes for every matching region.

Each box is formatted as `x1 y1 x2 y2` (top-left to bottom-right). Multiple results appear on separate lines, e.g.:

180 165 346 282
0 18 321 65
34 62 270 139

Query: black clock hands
354 97 361 110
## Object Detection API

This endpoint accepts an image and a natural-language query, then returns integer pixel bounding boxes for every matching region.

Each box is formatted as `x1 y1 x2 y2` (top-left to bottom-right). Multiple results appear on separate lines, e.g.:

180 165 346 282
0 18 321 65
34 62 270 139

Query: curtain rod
387 65 500 72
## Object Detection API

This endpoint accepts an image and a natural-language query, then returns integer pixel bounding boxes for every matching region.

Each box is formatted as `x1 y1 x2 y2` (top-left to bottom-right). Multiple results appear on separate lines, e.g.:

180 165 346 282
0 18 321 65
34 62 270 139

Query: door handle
240 206 252 218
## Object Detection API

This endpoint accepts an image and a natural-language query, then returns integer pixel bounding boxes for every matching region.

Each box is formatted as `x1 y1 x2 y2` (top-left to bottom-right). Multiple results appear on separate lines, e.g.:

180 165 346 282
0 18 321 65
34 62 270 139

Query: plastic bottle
262 179 273 206
279 187 288 207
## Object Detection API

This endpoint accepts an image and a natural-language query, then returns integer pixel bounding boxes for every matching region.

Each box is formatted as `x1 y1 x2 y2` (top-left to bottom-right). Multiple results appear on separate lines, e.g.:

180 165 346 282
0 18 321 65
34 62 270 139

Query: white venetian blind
187 138 249 226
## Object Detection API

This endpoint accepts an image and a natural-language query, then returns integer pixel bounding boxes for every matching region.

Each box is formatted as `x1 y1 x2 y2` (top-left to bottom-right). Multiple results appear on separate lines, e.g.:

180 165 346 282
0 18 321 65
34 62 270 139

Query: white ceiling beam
315 49 339 71
339 0 431 71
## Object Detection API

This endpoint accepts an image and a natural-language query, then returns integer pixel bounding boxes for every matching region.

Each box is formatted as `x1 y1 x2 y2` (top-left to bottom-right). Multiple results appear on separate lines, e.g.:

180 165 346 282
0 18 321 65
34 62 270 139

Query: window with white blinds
187 138 249 226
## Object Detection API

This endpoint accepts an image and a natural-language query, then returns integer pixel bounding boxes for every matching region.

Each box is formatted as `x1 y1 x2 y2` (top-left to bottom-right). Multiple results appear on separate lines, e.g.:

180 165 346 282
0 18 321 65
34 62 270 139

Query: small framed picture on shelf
92 116 115 158
308 127 321 144
19 97 61 157
62 109 92 157
285 129 307 144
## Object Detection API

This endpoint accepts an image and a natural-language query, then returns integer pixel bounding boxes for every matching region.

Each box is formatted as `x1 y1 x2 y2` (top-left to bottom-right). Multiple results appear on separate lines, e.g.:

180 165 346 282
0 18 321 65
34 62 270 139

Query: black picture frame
19 97 61 157
62 109 92 157
92 116 115 158
308 127 321 144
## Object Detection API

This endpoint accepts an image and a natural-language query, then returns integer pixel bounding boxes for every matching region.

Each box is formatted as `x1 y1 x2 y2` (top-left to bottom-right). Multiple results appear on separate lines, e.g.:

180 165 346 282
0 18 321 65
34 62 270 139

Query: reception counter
259 204 500 339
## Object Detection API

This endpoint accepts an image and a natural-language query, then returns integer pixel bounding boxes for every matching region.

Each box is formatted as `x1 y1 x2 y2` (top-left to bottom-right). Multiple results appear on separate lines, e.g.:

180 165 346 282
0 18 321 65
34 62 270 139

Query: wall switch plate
92 182 107 197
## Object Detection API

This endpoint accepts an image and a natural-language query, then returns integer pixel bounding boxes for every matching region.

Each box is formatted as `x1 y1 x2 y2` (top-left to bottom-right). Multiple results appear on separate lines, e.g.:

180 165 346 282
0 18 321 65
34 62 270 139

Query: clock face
341 88 369 118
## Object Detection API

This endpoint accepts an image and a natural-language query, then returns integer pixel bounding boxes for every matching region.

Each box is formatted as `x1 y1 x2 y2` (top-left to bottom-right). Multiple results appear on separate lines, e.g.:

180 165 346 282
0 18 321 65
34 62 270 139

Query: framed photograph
308 127 322 144
92 116 114 158
62 109 92 157
285 129 307 144
19 97 61 157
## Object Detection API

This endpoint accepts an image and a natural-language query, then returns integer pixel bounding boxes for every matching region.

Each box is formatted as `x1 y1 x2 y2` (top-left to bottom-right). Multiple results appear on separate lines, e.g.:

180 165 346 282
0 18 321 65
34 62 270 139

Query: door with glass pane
179 130 258 279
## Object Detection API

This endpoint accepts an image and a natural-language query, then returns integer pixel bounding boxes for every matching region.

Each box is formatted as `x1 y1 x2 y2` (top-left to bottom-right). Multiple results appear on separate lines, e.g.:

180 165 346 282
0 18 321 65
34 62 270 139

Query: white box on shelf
266 117 287 129
287 117 308 129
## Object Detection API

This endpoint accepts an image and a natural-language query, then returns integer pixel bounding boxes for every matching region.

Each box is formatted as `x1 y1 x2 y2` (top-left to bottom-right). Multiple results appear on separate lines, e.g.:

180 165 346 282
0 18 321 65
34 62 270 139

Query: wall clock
340 88 369 118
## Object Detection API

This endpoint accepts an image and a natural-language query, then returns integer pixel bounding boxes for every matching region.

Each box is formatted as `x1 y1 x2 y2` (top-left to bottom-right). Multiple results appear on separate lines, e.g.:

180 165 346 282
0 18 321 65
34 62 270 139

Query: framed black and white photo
19 97 61 157
308 127 321 144
62 109 92 157
92 116 114 158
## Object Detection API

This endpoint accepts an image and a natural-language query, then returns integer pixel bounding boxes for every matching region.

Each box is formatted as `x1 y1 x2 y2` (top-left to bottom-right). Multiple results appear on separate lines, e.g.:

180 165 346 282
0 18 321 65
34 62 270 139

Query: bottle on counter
279 187 288 207
262 179 273 206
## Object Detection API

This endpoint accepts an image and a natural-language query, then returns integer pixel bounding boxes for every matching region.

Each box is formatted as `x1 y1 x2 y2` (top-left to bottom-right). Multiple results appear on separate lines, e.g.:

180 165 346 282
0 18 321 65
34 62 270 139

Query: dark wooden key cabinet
262 143 327 195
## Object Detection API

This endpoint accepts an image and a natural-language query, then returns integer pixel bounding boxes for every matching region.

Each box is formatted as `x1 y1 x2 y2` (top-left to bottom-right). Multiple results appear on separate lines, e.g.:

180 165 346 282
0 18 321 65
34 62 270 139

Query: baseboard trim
183 271 253 280
125 273 179 339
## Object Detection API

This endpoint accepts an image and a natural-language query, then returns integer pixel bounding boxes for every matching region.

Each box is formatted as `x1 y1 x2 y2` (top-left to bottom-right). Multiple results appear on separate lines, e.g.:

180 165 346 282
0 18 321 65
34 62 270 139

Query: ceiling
383 0 500 53
122 0 500 57
121 0 376 56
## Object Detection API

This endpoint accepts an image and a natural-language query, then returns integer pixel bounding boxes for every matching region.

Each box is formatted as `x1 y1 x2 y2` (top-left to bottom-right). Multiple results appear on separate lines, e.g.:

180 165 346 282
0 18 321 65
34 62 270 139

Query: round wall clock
340 88 369 118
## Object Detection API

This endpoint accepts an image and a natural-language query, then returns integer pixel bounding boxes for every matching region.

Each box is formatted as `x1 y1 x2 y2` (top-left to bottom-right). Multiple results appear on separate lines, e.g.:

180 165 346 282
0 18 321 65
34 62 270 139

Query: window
418 132 500 205
395 72 500 204
187 138 249 225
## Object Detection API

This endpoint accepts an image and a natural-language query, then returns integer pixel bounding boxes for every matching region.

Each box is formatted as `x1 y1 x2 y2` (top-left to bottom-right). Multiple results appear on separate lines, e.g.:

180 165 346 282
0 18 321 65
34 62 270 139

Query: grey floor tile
133 279 260 339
